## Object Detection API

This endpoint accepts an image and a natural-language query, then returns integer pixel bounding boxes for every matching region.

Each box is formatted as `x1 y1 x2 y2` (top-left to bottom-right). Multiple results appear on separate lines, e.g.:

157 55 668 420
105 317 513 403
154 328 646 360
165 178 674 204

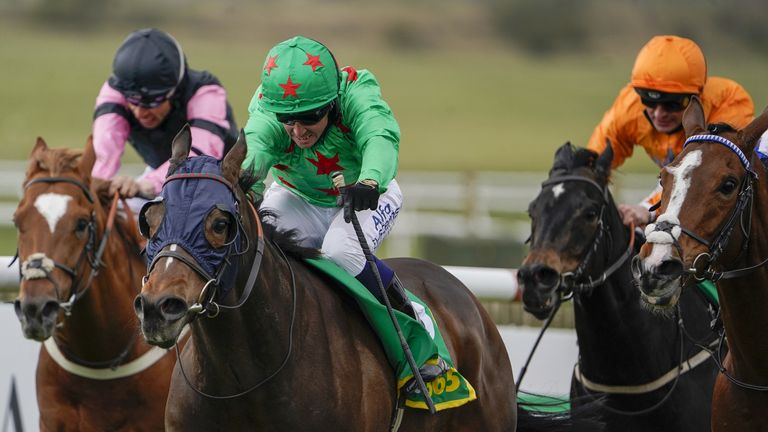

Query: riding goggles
635 88 692 112
275 102 333 126
123 87 176 108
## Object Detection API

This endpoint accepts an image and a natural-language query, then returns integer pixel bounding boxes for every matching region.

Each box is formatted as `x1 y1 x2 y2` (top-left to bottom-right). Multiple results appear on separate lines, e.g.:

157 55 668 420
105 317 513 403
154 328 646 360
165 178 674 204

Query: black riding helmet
108 28 186 107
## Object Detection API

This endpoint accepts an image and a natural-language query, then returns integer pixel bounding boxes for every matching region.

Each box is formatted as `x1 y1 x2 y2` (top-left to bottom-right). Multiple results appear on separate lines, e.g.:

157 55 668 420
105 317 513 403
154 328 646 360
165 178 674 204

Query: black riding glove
341 181 380 223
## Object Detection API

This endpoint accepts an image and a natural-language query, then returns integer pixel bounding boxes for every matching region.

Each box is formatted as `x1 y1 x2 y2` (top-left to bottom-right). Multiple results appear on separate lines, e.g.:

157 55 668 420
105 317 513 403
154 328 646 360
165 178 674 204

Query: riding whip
331 171 437 414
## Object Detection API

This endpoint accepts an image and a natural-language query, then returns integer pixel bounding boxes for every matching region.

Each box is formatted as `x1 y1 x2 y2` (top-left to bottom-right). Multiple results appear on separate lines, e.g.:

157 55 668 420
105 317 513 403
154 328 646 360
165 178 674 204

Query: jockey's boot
386 274 417 320
355 257 417 319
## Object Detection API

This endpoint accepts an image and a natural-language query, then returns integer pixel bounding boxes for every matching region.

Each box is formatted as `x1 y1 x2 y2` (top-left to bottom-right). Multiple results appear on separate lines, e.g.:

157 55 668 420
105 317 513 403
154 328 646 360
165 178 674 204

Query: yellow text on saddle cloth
304 258 476 411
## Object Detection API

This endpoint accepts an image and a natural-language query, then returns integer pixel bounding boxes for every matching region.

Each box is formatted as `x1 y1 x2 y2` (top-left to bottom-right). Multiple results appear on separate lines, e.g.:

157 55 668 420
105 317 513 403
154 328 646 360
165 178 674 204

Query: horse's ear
596 139 614 181
737 105 768 152
221 129 247 185
31 137 48 157
169 124 192 167
550 142 574 175
79 135 96 179
682 96 706 137
27 137 49 175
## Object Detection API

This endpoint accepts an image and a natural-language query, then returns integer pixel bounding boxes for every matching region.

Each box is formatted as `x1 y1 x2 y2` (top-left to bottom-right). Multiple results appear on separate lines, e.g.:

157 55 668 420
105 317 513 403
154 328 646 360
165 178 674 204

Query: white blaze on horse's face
34 193 72 234
645 150 702 268
165 244 177 270
551 183 565 199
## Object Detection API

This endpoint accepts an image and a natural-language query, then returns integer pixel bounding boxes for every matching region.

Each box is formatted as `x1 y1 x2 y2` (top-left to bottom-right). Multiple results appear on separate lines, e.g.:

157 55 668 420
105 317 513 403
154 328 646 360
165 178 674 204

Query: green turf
3 23 767 174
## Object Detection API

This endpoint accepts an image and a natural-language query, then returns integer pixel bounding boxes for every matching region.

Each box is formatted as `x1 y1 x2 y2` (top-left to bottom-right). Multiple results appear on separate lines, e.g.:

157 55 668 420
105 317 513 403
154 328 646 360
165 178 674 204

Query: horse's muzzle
14 296 60 341
632 255 683 311
134 293 189 348
518 264 559 320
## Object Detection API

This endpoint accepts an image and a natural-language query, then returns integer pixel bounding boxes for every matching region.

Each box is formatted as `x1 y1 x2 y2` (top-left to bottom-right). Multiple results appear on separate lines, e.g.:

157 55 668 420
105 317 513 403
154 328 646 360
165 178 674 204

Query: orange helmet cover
631 35 706 94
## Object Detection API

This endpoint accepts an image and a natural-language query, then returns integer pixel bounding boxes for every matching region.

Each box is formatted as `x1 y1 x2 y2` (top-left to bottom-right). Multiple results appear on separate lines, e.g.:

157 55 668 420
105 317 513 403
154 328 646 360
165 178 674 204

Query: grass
3 23 767 174
2 22 768 260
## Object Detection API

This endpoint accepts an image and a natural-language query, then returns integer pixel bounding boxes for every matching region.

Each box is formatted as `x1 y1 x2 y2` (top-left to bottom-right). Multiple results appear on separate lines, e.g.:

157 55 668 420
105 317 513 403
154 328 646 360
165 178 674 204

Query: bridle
526 174 717 416
537 175 635 299
646 133 768 392
142 172 265 319
646 134 766 282
17 176 121 315
517 173 636 398
142 170 291 399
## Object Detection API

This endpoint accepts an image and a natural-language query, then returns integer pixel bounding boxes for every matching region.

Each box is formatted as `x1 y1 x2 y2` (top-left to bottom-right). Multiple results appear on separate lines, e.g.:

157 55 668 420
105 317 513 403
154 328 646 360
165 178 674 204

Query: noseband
645 134 763 281
19 177 119 315
538 175 635 298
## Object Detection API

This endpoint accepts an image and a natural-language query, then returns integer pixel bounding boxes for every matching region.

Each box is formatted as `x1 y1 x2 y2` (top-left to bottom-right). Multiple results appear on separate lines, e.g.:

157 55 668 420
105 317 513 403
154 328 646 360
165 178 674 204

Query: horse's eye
213 219 229 235
585 209 599 221
75 218 89 232
719 177 738 195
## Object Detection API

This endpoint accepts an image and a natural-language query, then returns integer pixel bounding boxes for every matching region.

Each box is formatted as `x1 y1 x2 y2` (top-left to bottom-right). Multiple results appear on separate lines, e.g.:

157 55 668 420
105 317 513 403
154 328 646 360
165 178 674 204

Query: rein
573 304 714 416
141 169 278 398
530 174 711 415
175 233 295 399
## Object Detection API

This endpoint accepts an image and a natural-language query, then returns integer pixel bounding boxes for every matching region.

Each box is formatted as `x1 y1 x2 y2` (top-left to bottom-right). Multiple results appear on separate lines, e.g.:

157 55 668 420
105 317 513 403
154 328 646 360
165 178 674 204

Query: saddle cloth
305 257 477 411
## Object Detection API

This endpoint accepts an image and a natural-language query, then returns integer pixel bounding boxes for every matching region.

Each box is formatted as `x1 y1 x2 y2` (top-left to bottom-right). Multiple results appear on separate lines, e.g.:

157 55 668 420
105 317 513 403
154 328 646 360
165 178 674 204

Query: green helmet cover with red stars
259 36 340 114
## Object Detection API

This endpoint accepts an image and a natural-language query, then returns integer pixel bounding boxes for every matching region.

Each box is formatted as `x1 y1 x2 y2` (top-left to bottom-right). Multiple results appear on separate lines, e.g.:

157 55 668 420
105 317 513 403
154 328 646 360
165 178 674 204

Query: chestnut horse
133 127 601 431
634 97 768 431
13 137 176 431
518 142 718 431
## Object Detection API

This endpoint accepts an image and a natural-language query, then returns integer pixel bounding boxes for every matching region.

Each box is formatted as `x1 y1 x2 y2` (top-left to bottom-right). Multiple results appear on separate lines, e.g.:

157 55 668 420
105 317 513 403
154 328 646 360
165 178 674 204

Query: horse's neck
55 225 144 360
717 176 768 375
191 242 297 376
575 211 674 376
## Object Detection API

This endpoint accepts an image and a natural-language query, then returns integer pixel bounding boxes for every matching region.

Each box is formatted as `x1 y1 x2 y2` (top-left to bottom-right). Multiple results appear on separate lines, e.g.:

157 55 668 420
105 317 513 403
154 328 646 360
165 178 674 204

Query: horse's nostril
535 266 559 288
631 256 642 278
657 259 684 279
13 299 21 317
159 297 188 320
133 295 145 317
41 301 59 319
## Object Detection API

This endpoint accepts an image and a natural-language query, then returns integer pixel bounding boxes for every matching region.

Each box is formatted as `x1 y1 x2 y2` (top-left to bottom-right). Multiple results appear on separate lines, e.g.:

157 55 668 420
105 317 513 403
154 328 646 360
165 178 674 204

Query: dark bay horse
13 137 176 431
635 97 768 431
518 142 718 431
133 127 601 431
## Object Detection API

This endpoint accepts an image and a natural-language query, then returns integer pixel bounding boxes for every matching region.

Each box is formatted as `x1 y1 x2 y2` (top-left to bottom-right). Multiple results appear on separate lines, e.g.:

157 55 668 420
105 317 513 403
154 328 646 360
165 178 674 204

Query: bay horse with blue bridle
635 97 768 431
12 137 176 431
518 142 718 431
133 126 603 431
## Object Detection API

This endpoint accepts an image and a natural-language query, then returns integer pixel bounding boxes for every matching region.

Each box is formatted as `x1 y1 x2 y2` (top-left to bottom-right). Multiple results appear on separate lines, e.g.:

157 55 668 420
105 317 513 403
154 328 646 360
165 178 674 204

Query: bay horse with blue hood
133 126 602 431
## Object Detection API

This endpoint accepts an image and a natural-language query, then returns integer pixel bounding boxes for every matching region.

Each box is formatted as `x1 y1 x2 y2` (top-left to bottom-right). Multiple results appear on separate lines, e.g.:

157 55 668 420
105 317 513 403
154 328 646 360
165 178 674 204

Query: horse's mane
236 169 320 260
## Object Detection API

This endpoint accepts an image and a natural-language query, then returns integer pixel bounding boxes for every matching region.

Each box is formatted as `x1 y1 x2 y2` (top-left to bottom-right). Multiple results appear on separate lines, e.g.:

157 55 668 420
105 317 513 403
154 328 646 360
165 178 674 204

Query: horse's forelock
28 147 85 179
551 148 599 176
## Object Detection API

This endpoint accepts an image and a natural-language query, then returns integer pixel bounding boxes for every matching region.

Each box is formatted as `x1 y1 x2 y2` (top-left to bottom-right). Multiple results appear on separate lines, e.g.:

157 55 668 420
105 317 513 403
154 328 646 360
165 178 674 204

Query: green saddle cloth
305 257 476 411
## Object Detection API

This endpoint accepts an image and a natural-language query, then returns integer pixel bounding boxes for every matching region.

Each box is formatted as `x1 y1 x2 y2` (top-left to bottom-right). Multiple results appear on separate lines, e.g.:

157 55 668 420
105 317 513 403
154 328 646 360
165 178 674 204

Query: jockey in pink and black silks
242 36 419 320
91 28 238 207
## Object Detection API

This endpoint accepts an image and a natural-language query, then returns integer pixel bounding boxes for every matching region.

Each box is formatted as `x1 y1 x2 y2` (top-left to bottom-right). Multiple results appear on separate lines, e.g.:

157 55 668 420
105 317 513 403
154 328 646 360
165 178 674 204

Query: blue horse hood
143 156 243 287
